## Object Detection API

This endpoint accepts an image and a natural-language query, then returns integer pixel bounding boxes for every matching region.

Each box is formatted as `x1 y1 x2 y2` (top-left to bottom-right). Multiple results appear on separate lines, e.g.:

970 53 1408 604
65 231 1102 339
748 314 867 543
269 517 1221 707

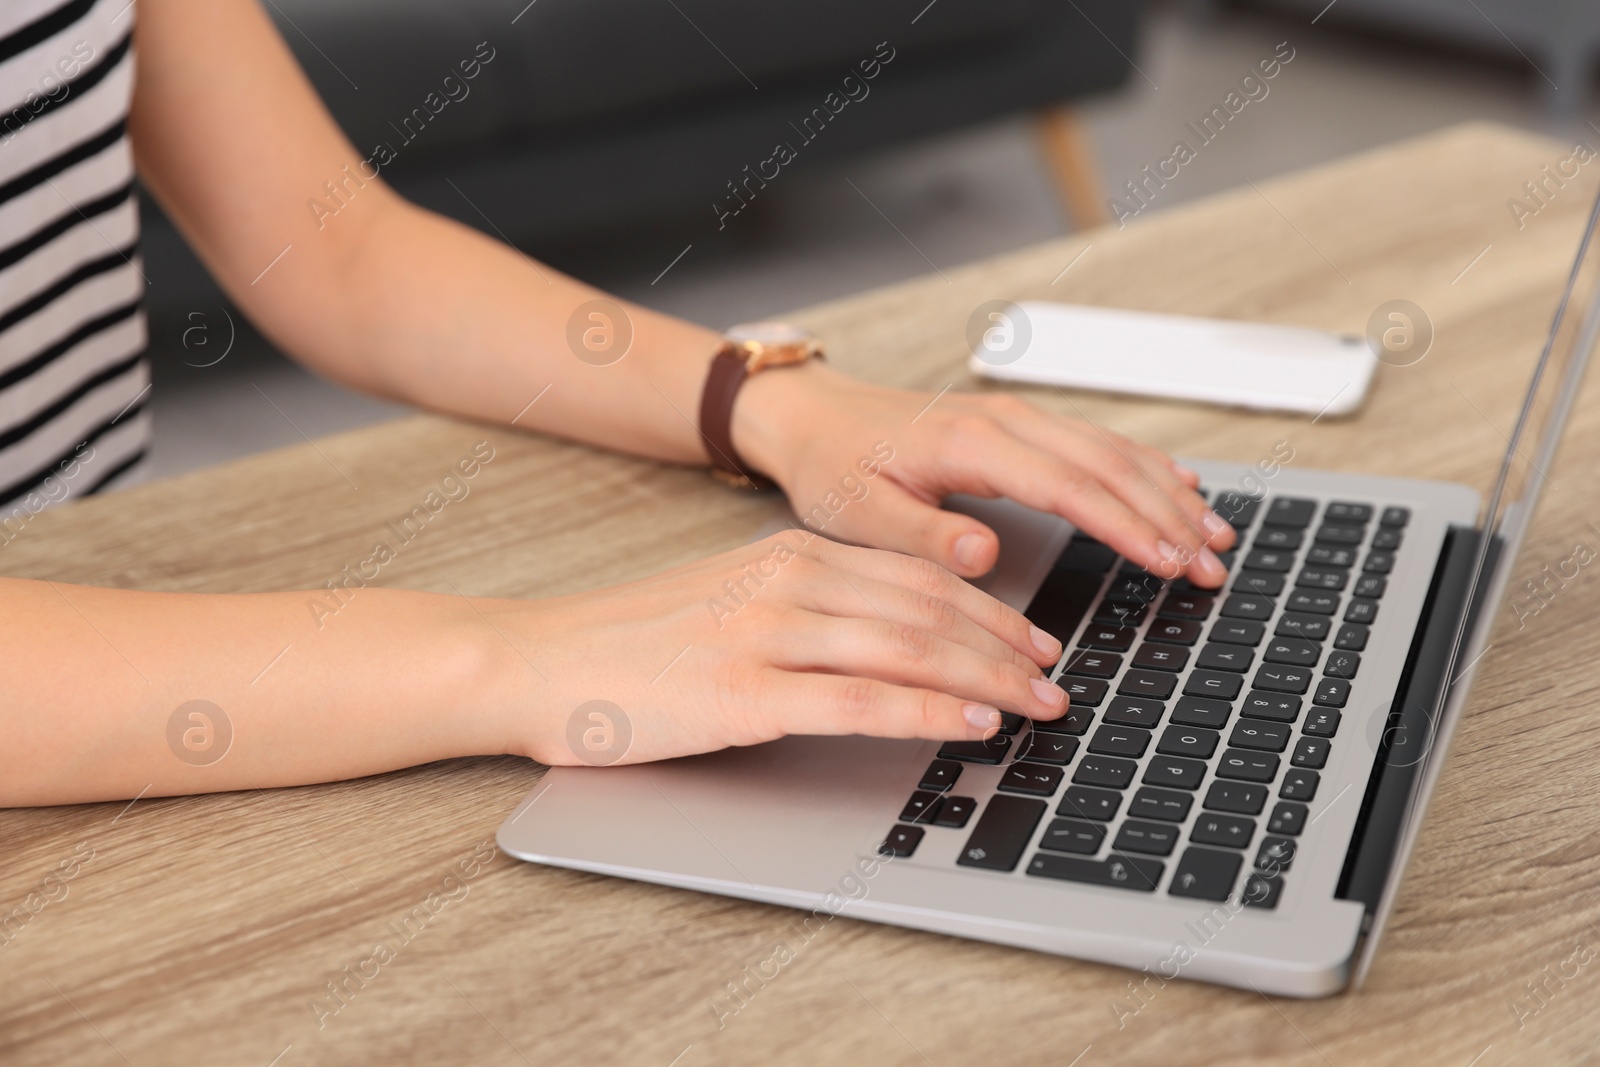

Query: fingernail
1174 463 1199 481
1199 545 1226 579
1202 511 1230 539
1156 538 1179 564
954 533 987 570
1029 624 1062 659
1030 677 1066 707
963 702 1001 729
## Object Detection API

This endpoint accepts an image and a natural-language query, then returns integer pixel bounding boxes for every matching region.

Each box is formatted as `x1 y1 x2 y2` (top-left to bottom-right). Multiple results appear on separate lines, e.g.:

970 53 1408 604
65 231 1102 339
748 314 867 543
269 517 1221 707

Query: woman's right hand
479 531 1070 767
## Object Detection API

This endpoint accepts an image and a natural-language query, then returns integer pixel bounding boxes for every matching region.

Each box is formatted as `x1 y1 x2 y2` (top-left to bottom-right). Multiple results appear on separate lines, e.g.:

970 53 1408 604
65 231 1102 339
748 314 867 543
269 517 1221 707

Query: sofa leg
1035 106 1108 230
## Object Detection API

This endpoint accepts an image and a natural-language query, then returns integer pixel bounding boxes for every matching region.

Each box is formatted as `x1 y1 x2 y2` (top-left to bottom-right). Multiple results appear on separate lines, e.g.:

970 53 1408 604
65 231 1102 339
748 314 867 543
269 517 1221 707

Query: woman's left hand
732 362 1237 586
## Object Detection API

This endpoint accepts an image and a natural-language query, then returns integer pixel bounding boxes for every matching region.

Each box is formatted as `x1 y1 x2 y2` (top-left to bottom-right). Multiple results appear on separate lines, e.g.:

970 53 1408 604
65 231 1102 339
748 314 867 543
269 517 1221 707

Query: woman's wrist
727 358 845 488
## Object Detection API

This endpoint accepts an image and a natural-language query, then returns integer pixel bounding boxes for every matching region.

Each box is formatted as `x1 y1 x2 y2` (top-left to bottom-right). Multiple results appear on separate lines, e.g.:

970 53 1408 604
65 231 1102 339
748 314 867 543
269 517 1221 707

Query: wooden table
6 122 1600 1066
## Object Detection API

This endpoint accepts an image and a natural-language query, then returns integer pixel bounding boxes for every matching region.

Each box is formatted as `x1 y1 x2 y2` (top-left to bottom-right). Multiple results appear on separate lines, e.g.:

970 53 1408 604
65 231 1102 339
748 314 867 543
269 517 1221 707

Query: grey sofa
139 0 1142 317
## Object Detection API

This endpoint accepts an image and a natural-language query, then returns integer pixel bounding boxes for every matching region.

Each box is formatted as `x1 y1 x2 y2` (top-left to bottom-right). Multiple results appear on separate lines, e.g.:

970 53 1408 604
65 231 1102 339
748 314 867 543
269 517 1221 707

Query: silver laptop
498 188 1600 997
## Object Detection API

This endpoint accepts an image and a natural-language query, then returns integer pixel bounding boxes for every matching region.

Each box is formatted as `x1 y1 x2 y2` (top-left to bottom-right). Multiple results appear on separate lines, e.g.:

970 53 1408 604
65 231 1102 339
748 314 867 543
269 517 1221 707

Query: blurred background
141 0 1600 482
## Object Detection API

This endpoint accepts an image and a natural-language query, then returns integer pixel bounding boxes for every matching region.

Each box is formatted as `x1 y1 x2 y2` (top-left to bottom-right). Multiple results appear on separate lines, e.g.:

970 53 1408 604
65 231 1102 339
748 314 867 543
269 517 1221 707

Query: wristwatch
697 321 824 489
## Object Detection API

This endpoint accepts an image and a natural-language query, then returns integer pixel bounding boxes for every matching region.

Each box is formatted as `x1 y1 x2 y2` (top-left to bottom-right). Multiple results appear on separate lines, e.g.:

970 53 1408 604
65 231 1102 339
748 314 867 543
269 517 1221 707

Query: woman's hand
486 532 1068 767
731 362 1237 585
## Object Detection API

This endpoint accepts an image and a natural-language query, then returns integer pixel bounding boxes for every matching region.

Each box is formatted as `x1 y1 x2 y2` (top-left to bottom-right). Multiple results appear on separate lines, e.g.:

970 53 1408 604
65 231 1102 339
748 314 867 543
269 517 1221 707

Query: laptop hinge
1335 524 1484 909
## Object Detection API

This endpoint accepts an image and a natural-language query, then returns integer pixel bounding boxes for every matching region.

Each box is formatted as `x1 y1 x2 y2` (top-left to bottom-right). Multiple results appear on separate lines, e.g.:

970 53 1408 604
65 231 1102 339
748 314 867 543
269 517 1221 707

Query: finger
772 612 1067 721
791 562 1042 675
810 474 1002 577
1098 428 1233 549
794 535 1061 667
1009 415 1231 584
755 667 1012 742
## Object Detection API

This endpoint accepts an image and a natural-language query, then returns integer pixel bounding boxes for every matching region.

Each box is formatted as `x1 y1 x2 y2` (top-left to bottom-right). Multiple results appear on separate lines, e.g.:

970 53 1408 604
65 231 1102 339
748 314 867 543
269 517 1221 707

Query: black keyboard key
1306 544 1356 568
1312 678 1350 708
1115 820 1180 856
1220 594 1274 621
1354 575 1388 599
1170 696 1231 729
1059 785 1122 821
1324 650 1361 679
1102 696 1165 729
1291 737 1330 769
1343 598 1378 625
938 735 1012 764
880 825 925 857
1038 818 1105 854
1035 707 1095 736
1169 847 1242 901
1142 755 1207 790
1371 527 1403 550
1105 575 1164 605
1255 836 1297 872
1196 643 1254 672
1073 755 1137 789
1119 670 1178 700
1132 643 1190 672
1334 623 1369 651
1211 618 1266 646
1233 571 1285 597
1094 599 1149 627
1089 724 1150 758
1296 567 1349 592
1242 549 1294 573
1302 708 1341 737
1314 523 1365 546
1379 505 1410 527
1279 769 1320 801
1027 851 1163 891
1157 592 1215 619
1253 665 1313 694
1024 567 1102 644
1184 670 1244 700
1052 679 1106 712
1286 590 1339 615
1213 491 1261 530
1242 871 1283 909
997 712 1025 735
1275 613 1331 641
1146 618 1202 646
934 795 977 828
1055 539 1117 573
1263 636 1320 667
957 795 1046 871
1018 732 1079 764
1363 551 1395 575
919 760 962 792
1230 719 1292 752
1130 786 1193 822
1191 812 1256 849
1063 649 1121 678
1268 801 1309 836
1253 527 1303 550
1079 624 1137 652
1204 780 1268 815
999 762 1066 797
1325 501 1372 523
1240 690 1301 723
1217 749 1279 783
1263 497 1316 528
900 791 945 824
1156 724 1220 759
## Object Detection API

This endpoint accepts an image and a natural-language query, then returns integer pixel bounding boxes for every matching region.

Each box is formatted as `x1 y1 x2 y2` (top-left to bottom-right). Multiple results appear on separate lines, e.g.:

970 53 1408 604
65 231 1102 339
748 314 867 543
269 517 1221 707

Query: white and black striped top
0 0 149 517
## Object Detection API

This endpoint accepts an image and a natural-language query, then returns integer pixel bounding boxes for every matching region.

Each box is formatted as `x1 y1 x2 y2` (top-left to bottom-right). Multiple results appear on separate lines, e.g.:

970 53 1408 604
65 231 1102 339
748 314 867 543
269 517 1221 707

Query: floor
142 0 1600 483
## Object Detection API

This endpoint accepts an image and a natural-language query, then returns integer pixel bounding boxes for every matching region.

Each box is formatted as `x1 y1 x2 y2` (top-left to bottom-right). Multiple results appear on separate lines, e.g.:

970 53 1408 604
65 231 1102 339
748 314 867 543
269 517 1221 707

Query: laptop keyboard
879 491 1412 909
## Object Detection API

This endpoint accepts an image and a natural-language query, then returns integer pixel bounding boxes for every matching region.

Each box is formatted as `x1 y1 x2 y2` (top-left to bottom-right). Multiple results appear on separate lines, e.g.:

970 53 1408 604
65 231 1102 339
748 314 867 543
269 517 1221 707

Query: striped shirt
0 0 149 529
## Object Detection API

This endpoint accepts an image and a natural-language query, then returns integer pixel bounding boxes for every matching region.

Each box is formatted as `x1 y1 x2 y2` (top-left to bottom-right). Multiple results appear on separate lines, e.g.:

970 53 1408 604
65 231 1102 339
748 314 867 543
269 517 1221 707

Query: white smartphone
966 301 1378 417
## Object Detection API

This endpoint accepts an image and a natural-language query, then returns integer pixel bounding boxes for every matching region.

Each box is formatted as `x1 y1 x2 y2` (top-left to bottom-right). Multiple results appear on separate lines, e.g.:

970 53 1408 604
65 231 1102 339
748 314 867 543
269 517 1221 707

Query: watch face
724 321 816 346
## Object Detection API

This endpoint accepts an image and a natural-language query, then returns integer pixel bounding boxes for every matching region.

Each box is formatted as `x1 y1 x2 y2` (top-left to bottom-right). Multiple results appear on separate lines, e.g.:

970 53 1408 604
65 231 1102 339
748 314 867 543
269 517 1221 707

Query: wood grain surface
5 122 1600 1066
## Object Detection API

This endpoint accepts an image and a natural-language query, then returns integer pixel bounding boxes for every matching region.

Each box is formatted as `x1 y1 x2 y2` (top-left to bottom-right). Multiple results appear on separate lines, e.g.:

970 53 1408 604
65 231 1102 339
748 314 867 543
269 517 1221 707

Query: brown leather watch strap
697 343 773 489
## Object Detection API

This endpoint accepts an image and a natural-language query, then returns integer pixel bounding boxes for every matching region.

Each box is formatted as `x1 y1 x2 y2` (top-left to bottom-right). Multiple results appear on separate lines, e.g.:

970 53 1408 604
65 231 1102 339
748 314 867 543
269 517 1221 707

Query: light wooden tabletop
6 122 1600 1066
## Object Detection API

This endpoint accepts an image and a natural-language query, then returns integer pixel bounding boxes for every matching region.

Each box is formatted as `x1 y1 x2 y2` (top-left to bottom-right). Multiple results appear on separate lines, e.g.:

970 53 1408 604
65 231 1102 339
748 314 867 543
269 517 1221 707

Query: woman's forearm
0 578 522 806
